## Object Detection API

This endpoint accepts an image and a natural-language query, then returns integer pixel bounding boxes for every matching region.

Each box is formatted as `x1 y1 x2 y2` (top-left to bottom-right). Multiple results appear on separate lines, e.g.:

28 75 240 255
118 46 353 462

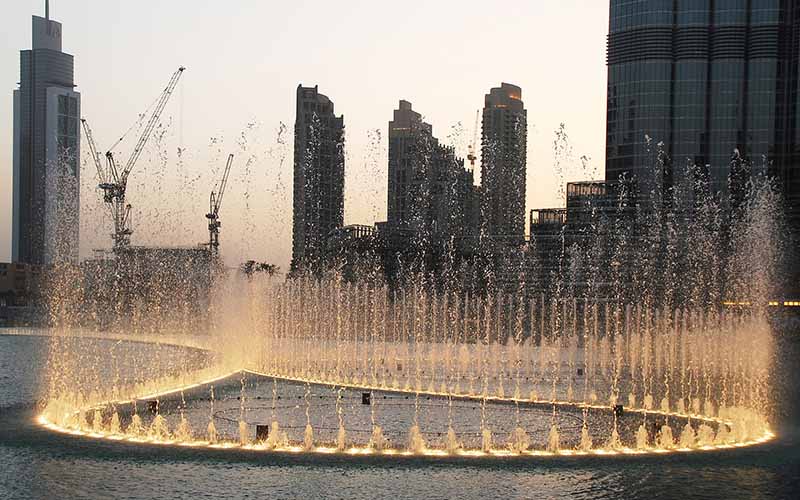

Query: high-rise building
12 1 80 265
387 100 472 247
606 0 800 294
480 83 527 244
606 0 800 203
292 84 345 273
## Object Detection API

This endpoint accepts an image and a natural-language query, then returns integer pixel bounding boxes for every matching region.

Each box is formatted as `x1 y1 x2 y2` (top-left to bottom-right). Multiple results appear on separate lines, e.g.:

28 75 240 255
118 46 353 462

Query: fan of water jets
39 124 783 455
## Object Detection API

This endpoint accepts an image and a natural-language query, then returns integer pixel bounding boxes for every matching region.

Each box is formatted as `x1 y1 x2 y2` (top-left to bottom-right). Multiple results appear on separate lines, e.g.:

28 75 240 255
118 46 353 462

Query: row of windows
57 114 78 137
57 95 77 117
611 1 781 31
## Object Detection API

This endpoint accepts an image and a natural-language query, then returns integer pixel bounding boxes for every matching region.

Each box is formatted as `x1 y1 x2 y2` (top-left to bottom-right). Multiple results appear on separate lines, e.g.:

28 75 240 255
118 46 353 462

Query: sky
0 0 609 270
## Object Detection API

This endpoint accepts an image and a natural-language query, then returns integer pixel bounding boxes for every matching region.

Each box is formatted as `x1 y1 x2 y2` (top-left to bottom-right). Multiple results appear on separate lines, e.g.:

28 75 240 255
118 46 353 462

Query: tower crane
81 66 185 251
467 109 480 172
206 153 234 258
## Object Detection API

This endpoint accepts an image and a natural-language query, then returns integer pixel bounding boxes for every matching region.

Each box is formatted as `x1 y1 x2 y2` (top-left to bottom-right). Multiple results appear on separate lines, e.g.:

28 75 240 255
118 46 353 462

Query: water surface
1 333 798 500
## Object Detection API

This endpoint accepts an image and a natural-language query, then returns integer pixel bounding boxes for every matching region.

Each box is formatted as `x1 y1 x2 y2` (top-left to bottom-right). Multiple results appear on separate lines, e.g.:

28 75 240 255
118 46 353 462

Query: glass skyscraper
606 0 800 294
12 5 80 265
606 0 799 207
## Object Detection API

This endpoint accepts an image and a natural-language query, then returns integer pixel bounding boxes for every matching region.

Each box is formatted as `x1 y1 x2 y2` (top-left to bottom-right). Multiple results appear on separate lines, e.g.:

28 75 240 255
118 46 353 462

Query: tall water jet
408 424 426 454
680 422 696 448
508 426 530 453
336 424 347 452
446 426 461 454
369 425 388 451
207 385 218 443
547 424 560 453
150 414 170 441
109 411 121 435
238 420 249 446
579 423 593 451
481 427 493 453
657 424 675 449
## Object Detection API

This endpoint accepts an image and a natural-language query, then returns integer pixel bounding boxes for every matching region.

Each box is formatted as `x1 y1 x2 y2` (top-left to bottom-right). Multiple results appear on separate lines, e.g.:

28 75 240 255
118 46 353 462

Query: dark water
1 333 798 500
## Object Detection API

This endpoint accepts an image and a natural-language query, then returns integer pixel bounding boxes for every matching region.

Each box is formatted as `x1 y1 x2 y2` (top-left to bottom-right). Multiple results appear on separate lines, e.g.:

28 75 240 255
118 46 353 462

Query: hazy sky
0 0 609 270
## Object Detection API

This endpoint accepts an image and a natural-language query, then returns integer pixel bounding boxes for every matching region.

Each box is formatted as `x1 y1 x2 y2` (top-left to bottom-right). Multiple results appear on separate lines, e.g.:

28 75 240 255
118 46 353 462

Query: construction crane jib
206 153 234 258
81 66 185 251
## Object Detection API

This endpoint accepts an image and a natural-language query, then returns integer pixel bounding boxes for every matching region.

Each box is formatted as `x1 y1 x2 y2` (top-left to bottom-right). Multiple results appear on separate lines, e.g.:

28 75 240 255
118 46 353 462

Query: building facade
12 6 80 265
606 0 799 199
480 83 527 244
387 100 473 248
0 262 42 307
292 85 345 273
606 0 800 295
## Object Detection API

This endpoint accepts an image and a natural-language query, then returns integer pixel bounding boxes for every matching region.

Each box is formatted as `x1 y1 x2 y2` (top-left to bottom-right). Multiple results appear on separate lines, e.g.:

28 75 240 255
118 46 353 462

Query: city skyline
0 0 609 270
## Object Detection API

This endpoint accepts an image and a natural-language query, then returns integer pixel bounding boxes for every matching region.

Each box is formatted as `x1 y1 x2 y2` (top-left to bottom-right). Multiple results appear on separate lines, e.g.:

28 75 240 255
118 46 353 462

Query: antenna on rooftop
45 0 50 20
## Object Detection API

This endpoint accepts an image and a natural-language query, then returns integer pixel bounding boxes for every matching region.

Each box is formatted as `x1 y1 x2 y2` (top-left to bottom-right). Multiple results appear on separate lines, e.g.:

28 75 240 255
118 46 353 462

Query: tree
241 260 280 279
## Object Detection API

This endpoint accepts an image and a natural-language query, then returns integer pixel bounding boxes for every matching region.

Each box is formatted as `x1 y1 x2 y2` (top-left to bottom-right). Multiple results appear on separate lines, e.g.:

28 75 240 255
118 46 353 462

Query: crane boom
80 119 107 185
214 154 234 216
206 154 234 257
120 66 185 181
467 109 480 171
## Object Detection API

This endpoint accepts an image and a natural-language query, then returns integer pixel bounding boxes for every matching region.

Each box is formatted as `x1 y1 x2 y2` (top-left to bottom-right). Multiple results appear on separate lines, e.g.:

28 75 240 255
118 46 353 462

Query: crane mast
467 110 481 172
467 109 480 172
83 66 185 251
206 154 234 258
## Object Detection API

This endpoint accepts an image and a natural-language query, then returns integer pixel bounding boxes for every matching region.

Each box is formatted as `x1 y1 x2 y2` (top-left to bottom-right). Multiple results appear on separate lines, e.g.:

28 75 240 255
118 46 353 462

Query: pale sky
0 0 609 270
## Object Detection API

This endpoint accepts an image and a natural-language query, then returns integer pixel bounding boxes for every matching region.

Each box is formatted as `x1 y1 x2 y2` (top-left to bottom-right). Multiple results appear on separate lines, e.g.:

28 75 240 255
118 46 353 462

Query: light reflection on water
1 334 798 500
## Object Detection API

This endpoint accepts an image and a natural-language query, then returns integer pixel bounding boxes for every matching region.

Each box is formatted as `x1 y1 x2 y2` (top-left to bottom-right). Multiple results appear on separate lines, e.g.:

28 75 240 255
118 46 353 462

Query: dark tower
292 85 345 274
387 100 471 247
480 83 527 245
606 0 800 295
12 1 80 264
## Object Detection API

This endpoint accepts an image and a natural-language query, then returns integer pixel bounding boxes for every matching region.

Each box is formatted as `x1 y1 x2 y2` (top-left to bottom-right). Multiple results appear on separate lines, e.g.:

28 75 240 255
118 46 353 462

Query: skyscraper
606 0 800 209
12 1 80 265
480 83 527 244
387 100 472 247
292 84 345 273
606 0 800 295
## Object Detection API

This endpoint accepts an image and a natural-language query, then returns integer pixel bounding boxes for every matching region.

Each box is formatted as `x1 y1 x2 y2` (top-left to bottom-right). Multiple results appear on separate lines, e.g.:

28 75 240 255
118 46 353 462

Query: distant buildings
292 85 345 273
480 83 527 245
12 4 80 265
290 86 530 281
0 261 42 325
524 177 642 299
0 262 41 307
386 100 476 251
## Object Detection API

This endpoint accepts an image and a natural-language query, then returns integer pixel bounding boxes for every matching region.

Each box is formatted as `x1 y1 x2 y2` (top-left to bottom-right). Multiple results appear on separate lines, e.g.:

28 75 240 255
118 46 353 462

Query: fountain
34 151 782 460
